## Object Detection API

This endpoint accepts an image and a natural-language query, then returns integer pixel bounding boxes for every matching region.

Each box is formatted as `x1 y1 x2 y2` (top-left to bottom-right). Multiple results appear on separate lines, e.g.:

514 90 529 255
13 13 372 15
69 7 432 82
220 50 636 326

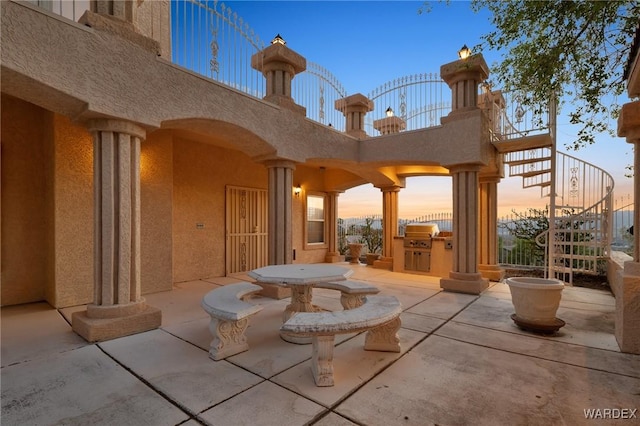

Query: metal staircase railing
488 92 614 284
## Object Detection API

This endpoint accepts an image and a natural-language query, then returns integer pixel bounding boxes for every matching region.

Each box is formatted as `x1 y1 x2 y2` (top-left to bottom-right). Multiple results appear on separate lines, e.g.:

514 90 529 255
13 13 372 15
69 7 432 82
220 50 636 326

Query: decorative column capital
262 159 297 171
379 185 402 193
479 175 501 184
85 119 146 139
448 163 482 174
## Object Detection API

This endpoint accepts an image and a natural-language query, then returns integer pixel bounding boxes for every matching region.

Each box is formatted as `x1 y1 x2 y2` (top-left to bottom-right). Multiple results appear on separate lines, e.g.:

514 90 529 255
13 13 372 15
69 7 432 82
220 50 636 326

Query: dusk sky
222 1 633 218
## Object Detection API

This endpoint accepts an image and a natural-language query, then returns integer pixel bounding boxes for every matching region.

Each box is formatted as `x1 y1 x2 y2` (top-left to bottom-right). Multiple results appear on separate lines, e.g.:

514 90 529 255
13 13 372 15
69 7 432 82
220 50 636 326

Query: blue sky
222 0 633 218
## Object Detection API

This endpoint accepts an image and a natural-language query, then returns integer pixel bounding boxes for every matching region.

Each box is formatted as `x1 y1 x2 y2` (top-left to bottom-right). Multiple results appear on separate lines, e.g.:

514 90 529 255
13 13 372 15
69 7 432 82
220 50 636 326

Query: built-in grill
403 223 439 273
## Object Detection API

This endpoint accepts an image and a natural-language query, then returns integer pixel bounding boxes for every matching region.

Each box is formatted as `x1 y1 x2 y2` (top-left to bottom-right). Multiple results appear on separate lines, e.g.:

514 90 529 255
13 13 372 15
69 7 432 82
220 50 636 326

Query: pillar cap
251 43 306 75
440 53 489 85
335 93 374 113
373 116 406 133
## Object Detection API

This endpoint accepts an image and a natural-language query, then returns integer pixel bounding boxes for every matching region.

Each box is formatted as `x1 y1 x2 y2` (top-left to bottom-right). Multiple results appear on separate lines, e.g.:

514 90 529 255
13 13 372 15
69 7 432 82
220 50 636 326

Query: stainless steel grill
403 223 439 273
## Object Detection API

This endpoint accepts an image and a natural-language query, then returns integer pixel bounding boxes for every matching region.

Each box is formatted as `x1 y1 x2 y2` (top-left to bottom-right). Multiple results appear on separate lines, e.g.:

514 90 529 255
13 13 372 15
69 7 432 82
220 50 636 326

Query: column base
479 264 505 282
325 252 345 263
257 282 291 300
615 262 640 354
373 257 393 271
440 271 489 295
72 303 161 342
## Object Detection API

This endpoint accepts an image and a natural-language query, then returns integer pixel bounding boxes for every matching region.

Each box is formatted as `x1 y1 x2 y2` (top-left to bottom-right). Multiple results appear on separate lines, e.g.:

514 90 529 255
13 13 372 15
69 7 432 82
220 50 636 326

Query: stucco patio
2 264 639 425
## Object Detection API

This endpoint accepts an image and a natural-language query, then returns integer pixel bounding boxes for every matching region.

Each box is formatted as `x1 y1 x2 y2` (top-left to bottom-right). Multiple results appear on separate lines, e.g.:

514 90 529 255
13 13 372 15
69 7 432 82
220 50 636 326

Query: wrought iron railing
483 88 551 141
365 74 450 135
612 195 634 255
171 0 267 97
293 62 348 132
21 0 88 21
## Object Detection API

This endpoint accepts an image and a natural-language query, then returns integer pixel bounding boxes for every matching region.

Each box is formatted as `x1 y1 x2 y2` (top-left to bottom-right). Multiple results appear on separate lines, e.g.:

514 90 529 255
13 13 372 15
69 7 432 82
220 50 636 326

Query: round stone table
248 264 353 343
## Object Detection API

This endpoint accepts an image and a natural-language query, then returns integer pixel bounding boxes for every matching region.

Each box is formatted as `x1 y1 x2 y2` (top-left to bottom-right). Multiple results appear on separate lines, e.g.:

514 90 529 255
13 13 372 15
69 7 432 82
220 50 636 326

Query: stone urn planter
506 277 566 333
348 243 364 264
365 253 381 266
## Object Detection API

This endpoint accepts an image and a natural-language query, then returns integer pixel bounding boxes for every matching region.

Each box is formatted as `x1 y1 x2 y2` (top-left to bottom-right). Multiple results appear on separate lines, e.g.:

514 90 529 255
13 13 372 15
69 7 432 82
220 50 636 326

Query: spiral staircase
487 92 614 284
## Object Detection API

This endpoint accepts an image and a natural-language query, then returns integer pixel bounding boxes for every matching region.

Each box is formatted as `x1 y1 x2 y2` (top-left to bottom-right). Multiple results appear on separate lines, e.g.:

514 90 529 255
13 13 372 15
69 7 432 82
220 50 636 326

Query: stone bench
314 280 380 310
201 282 264 361
280 295 402 386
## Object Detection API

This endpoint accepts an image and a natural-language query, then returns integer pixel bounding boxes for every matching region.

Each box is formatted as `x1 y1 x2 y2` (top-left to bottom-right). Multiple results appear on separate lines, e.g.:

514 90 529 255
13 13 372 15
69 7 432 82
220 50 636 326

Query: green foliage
358 217 383 254
423 0 639 150
500 208 549 265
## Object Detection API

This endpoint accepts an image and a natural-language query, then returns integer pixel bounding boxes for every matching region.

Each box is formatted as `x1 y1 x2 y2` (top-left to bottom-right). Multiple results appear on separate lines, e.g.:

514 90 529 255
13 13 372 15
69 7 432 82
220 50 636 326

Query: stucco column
265 160 296 265
440 53 489 123
325 191 345 263
374 186 400 270
251 36 306 115
616 100 640 353
92 0 136 22
335 94 374 139
440 164 489 294
478 176 505 281
72 119 161 342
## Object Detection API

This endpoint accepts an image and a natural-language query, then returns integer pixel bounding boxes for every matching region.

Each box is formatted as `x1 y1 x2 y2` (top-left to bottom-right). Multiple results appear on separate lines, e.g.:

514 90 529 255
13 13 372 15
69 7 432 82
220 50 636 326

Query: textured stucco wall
172 137 268 282
51 115 94 307
1 95 50 305
141 131 173 293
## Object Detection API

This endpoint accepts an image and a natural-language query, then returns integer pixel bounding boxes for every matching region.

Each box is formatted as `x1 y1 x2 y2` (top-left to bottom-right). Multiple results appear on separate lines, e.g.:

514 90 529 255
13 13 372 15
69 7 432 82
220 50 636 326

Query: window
306 193 326 246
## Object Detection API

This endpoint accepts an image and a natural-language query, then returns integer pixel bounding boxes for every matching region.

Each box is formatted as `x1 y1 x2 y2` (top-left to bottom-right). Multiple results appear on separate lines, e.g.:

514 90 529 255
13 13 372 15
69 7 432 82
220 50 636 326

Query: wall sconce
386 107 394 117
271 34 286 45
293 186 302 197
458 44 471 60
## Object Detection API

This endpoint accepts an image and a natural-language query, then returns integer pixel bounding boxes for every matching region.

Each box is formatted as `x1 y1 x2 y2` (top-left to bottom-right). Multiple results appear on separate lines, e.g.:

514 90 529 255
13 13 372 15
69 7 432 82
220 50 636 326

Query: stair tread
513 169 551 178
504 156 552 166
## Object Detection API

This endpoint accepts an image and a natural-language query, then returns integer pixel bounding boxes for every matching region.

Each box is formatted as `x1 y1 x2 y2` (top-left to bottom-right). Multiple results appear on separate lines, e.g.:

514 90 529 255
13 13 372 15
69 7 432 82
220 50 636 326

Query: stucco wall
51 115 93 307
172 137 268 282
1 95 50 305
141 131 174 293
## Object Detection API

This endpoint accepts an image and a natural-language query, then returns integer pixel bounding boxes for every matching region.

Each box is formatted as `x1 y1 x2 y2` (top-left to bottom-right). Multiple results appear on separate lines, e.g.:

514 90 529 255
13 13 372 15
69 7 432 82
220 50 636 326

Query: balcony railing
22 0 89 21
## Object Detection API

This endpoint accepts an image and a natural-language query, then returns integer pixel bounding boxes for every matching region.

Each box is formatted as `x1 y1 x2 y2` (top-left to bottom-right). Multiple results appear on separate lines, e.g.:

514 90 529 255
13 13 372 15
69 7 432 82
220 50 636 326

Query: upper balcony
20 0 551 144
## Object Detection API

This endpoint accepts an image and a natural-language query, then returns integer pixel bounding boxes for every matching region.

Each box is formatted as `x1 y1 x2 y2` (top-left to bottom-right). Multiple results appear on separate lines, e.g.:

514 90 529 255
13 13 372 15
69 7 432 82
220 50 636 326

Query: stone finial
335 94 374 139
440 53 490 119
251 40 307 115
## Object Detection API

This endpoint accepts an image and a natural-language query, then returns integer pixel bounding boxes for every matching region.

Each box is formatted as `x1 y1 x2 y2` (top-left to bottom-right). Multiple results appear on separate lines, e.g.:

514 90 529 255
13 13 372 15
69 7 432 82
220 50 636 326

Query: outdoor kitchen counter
392 236 453 278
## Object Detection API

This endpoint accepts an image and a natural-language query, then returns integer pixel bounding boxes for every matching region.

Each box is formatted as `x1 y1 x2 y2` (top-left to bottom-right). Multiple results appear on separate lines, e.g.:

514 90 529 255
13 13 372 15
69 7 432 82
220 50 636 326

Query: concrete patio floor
2 264 639 425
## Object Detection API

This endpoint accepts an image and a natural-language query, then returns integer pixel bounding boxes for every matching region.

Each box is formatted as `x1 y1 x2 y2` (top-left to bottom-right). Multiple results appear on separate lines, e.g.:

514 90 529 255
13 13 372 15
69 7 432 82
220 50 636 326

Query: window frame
304 191 328 249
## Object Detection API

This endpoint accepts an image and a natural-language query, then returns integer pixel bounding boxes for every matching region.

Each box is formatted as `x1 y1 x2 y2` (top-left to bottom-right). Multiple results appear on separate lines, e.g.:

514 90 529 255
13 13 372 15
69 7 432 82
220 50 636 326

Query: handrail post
548 93 558 281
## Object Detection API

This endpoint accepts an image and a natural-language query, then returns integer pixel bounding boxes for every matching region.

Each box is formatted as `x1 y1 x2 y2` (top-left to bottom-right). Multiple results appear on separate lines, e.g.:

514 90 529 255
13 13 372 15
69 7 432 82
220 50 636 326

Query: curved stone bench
280 295 402 386
201 282 264 361
314 280 380 310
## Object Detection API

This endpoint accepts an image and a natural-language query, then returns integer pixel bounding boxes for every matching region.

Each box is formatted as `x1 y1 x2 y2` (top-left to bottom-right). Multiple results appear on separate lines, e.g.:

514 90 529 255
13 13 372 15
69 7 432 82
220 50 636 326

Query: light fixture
458 44 471 60
385 107 394 117
293 186 302 197
271 34 286 45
